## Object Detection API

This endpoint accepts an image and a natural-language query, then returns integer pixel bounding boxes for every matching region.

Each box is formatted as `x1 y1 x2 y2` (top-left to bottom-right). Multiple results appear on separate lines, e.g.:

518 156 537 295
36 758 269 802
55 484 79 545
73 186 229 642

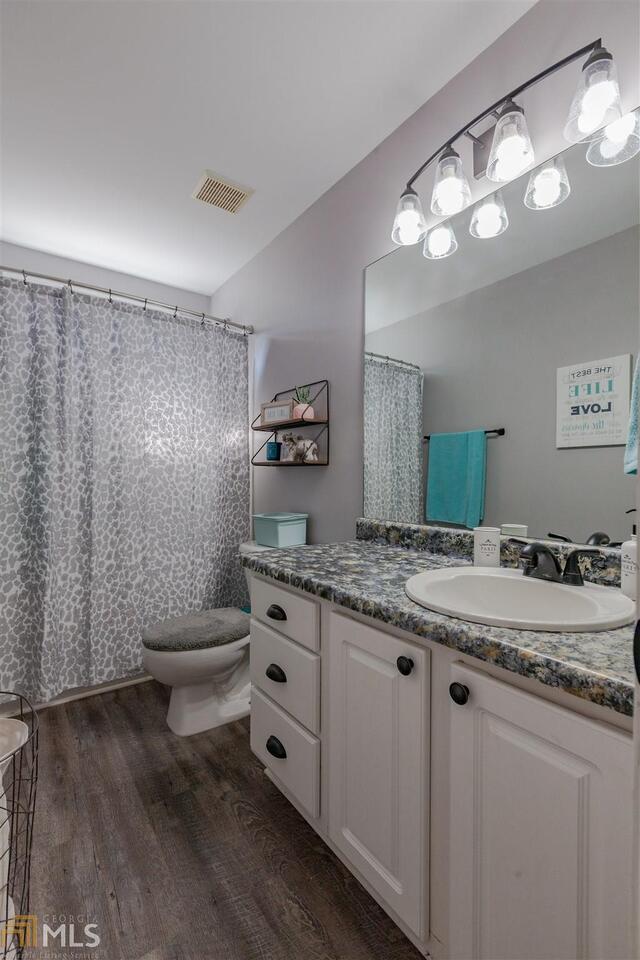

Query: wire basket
0 694 38 959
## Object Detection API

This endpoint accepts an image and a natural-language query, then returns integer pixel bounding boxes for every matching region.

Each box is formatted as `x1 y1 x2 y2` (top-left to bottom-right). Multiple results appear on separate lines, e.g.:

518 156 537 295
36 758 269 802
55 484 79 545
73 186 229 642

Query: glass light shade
469 191 509 239
422 222 458 260
430 147 471 216
524 156 571 210
586 109 640 166
564 50 622 142
486 102 535 183
391 188 427 245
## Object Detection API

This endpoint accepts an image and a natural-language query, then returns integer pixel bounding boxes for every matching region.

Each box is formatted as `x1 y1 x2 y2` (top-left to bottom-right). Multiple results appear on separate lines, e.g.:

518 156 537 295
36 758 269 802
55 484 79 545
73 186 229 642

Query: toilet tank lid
239 541 275 554
252 512 309 522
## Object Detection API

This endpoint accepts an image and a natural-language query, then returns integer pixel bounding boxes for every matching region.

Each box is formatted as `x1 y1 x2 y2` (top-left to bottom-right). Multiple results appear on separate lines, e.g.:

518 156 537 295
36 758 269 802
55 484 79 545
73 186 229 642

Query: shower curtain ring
143 298 147 312
173 305 178 319
68 279 73 295
201 313 206 328
108 288 112 303
22 269 28 285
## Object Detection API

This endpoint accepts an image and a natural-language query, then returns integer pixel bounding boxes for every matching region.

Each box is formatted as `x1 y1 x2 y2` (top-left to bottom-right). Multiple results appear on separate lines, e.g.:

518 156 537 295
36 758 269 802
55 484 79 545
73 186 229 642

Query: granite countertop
242 540 635 717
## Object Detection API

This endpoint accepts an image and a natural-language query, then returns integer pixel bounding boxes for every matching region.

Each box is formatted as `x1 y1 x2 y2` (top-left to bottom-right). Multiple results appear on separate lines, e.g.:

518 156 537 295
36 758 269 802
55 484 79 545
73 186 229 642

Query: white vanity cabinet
327 612 429 939
448 662 633 960
247 573 634 959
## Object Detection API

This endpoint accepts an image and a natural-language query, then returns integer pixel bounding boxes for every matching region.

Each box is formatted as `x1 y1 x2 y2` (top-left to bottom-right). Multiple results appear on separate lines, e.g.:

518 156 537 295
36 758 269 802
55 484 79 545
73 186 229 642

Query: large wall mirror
364 132 639 545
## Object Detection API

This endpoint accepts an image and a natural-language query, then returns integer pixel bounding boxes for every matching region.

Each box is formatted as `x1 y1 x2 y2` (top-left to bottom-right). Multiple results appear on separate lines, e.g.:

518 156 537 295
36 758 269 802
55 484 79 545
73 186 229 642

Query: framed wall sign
260 399 294 426
556 354 632 448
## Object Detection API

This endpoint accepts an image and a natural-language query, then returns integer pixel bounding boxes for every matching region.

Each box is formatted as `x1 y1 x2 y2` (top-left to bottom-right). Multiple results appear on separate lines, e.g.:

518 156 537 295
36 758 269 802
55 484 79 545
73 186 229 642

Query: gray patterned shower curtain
364 353 423 524
0 278 250 702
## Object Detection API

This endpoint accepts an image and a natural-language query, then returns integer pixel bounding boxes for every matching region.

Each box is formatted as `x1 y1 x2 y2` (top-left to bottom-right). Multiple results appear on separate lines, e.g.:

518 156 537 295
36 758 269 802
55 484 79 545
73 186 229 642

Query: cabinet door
449 662 633 960
327 612 429 938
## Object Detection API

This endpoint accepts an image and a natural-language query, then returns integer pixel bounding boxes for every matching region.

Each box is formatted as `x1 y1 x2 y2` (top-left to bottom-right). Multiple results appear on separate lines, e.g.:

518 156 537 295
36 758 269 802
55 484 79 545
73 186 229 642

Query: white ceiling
0 1 532 296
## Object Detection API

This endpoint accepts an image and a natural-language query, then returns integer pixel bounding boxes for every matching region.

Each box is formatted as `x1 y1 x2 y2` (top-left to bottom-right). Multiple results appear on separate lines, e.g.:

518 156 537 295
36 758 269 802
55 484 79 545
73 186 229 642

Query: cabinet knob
265 663 287 683
397 655 414 676
449 682 470 706
266 603 287 622
266 735 287 760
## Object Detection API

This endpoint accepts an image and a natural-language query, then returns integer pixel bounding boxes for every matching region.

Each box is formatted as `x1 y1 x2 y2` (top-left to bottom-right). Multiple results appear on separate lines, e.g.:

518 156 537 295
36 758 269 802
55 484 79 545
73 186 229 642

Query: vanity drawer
250 620 320 733
250 687 320 819
251 578 319 651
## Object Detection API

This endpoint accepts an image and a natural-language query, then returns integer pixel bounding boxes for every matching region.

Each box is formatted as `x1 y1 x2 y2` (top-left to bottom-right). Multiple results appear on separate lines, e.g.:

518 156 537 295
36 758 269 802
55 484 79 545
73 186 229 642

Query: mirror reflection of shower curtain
364 353 423 523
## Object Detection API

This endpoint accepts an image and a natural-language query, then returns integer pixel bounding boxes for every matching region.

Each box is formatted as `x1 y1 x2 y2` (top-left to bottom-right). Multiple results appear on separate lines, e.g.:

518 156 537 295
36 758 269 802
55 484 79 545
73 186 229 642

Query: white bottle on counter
474 527 501 567
621 526 637 600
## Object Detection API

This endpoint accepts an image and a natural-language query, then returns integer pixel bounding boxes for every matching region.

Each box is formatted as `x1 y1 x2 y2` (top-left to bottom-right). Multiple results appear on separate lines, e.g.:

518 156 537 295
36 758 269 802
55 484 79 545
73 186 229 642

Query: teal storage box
253 513 308 548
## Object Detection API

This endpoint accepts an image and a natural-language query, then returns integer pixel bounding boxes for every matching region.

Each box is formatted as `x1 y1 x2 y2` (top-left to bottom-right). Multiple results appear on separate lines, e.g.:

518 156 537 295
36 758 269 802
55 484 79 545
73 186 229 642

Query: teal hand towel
624 357 638 476
426 430 487 528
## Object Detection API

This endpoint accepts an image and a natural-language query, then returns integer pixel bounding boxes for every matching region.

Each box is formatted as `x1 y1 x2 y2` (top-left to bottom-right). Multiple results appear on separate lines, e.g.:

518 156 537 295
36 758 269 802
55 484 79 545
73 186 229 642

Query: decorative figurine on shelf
292 386 315 421
281 433 319 463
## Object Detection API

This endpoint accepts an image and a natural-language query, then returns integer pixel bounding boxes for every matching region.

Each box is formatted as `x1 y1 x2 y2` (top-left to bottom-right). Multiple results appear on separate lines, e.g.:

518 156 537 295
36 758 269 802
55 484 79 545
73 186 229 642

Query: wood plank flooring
30 680 422 960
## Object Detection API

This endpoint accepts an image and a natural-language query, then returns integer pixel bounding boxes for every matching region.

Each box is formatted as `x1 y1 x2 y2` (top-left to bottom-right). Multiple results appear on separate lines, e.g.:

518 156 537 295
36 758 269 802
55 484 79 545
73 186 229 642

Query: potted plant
292 386 315 421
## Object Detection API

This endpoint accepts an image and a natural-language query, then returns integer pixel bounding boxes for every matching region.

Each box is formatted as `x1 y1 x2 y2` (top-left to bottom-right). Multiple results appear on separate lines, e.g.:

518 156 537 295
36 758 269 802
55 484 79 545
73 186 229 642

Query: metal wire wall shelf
0 693 38 960
251 380 329 466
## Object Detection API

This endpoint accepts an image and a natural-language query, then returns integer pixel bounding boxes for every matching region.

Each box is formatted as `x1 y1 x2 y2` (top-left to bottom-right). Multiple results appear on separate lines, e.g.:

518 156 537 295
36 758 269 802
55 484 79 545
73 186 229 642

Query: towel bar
423 427 505 442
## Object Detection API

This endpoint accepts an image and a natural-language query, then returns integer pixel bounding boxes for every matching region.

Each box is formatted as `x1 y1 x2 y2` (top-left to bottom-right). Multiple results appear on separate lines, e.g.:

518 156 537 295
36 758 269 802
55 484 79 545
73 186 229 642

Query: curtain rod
365 351 422 371
0 265 254 336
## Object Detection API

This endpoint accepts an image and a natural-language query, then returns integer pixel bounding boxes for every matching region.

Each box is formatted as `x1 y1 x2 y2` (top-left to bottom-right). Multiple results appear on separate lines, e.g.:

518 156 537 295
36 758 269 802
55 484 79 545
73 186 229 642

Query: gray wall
210 0 640 544
0 241 210 314
365 227 639 543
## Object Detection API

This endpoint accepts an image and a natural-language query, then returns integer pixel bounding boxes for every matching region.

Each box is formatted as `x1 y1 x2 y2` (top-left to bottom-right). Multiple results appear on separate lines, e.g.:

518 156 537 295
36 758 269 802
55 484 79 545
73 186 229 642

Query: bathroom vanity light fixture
469 192 508 239
391 38 632 247
585 109 640 166
423 222 458 259
430 147 471 216
524 156 571 210
564 45 622 142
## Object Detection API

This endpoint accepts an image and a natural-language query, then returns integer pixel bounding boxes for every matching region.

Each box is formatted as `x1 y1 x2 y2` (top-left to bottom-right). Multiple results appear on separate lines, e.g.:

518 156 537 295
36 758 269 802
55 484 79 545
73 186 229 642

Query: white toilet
142 541 271 736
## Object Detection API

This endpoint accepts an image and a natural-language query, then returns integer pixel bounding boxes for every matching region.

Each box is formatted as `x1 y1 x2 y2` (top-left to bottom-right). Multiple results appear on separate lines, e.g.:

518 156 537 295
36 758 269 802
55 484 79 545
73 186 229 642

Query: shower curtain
0 278 250 702
363 353 423 524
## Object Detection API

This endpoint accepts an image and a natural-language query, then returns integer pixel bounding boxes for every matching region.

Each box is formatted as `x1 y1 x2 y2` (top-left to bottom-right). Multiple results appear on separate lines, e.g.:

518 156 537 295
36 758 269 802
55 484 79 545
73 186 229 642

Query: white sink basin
405 566 635 632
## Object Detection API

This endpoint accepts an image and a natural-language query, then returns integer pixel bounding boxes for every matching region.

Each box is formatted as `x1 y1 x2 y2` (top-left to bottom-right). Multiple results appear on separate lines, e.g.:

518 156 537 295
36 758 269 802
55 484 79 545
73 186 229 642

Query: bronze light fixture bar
404 39 603 192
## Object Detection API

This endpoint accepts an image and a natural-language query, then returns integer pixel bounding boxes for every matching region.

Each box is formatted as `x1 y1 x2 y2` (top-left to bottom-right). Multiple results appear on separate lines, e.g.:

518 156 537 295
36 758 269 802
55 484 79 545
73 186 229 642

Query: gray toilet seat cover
142 607 250 653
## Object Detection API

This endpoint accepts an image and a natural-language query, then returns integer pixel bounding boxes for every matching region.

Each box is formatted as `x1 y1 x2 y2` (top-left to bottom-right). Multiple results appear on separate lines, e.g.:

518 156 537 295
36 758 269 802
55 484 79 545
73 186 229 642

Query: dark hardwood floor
31 680 422 960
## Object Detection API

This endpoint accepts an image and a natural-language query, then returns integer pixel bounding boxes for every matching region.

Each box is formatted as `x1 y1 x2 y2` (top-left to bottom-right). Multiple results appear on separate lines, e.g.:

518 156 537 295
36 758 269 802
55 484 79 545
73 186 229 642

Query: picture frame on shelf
260 398 294 426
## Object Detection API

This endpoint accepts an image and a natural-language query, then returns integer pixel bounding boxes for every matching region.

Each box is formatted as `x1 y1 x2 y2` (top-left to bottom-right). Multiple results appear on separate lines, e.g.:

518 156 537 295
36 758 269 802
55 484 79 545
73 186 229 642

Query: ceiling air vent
192 171 253 214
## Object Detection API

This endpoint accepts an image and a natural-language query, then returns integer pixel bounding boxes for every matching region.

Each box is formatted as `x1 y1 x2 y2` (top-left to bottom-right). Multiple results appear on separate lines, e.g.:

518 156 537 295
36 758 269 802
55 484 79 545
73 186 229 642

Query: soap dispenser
621 508 637 600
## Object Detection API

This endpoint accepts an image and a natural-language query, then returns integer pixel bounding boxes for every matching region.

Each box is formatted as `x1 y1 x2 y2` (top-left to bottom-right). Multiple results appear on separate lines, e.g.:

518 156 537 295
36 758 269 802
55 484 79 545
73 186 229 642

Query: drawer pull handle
266 663 287 683
449 682 470 706
397 655 414 676
266 603 287 622
266 735 287 760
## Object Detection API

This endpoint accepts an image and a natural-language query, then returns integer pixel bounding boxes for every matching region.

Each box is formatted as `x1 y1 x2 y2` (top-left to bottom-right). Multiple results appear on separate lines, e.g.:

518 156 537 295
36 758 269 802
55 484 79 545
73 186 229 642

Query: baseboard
0 674 153 717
